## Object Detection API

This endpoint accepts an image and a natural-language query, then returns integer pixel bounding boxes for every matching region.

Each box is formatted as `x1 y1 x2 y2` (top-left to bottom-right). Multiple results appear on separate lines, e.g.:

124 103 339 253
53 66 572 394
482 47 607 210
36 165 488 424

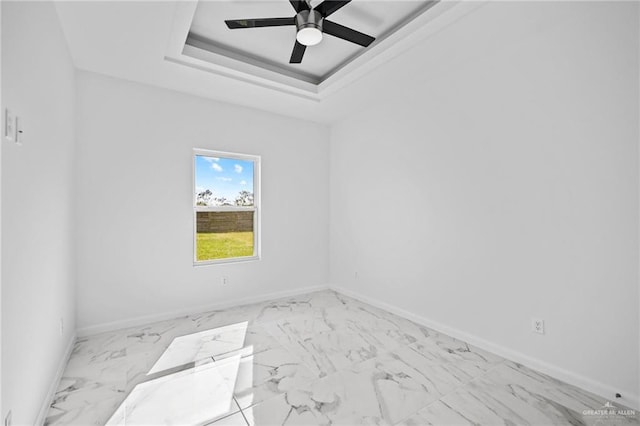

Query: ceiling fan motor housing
296 9 323 32
224 1 376 63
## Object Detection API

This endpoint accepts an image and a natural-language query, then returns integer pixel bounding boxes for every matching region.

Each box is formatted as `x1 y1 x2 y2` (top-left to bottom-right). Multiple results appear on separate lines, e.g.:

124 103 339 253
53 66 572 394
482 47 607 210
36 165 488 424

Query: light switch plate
4 108 15 141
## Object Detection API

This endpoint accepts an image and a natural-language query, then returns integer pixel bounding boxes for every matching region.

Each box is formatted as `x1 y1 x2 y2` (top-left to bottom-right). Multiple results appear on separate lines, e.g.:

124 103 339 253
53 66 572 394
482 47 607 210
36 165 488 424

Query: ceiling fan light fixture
295 9 323 46
297 27 322 46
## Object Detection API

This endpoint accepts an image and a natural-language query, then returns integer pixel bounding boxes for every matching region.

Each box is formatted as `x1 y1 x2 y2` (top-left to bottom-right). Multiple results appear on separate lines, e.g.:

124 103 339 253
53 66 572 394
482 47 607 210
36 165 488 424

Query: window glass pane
196 211 254 261
195 155 254 207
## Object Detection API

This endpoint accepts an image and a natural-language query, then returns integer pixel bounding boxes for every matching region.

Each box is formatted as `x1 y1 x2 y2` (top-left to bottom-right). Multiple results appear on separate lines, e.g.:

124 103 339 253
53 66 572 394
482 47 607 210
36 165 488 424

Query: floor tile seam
256 320 352 341
384 379 470 426
296 337 426 403
357 336 421 368
192 356 246 425
211 343 276 361
201 399 247 426
389 359 504 426
388 360 512 425
211 353 257 420
315 354 455 426
388 395 466 426
300 334 420 379
378 356 469 425
433 359 511 402
454 362 611 414
233 397 251 426
232 371 330 417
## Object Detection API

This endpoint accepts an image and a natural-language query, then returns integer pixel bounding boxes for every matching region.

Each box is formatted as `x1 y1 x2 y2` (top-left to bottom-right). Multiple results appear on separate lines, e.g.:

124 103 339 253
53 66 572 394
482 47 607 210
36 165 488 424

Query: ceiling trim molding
164 0 489 102
165 1 320 100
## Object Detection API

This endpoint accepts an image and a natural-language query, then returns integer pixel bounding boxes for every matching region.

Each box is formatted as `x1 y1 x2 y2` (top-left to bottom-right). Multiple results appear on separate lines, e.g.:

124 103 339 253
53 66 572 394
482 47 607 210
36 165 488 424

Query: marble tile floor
45 290 638 426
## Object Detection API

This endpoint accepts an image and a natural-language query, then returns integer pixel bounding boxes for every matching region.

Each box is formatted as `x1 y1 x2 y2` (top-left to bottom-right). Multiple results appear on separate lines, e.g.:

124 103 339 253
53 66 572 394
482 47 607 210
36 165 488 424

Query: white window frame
193 148 261 265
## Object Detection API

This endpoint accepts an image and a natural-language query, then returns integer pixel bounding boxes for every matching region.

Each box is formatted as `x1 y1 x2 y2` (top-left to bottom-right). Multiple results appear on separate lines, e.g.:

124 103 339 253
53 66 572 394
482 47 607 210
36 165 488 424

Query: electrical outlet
59 318 64 336
532 318 545 334
221 276 229 285
5 410 12 426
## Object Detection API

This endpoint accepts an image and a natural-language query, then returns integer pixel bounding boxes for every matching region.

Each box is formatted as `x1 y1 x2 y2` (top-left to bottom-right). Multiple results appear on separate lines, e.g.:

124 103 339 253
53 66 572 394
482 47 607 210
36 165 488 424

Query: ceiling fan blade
225 17 295 29
315 0 351 17
322 20 375 47
289 0 310 13
289 40 307 63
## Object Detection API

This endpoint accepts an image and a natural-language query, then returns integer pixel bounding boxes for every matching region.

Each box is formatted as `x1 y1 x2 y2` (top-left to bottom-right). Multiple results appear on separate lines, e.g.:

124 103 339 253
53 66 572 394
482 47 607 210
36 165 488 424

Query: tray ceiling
186 1 438 84
54 0 475 119
164 0 445 97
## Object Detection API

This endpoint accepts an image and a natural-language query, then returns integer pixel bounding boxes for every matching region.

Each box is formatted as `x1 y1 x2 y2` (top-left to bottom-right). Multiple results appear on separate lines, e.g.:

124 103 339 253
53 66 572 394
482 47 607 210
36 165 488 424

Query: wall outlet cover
532 318 545 334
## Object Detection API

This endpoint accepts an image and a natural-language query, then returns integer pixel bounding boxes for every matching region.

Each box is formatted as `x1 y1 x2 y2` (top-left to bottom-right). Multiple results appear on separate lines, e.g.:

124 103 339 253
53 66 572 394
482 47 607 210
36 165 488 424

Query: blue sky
195 155 254 204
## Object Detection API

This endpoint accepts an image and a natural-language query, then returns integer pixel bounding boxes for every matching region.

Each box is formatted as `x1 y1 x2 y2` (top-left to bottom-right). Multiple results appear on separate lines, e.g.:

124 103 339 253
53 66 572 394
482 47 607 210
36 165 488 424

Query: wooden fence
196 211 254 233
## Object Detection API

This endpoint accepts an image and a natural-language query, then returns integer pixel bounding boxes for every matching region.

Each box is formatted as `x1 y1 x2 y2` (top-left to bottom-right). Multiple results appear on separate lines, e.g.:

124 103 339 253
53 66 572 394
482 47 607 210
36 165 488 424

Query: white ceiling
53 1 483 124
188 1 434 83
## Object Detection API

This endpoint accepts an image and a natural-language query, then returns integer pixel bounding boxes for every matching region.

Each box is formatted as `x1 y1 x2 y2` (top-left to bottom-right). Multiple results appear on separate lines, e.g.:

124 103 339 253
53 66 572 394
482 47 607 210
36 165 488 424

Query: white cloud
239 180 247 186
203 157 220 163
217 177 232 182
212 163 223 172
234 164 243 173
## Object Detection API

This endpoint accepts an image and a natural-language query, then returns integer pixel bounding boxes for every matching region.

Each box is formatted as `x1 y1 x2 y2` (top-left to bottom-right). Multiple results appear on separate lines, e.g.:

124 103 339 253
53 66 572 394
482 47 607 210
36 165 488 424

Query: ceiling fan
225 0 375 64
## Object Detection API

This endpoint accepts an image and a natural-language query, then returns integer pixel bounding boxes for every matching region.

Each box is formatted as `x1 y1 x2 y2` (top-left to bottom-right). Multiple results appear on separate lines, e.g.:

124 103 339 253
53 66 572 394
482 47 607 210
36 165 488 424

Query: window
193 149 260 264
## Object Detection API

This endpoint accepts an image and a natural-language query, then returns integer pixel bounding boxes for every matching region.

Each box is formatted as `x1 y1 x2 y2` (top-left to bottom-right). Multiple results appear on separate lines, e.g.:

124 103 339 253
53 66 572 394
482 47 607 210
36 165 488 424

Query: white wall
1 2 77 424
75 72 329 332
0 0 3 419
330 1 639 406
0 0 4 419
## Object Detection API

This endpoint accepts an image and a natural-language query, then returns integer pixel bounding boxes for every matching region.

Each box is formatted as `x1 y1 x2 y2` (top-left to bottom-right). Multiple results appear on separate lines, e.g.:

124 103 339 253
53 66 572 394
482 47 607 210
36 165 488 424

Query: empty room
1 0 639 425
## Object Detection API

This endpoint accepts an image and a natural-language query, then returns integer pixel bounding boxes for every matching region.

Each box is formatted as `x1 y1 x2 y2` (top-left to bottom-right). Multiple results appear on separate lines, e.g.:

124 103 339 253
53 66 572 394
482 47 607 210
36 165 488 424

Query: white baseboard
76 284 330 337
329 284 640 411
36 332 77 426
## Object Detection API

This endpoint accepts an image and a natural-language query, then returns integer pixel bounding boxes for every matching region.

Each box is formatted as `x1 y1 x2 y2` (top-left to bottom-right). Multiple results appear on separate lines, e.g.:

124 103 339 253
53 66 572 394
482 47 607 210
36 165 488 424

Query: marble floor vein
44 290 638 426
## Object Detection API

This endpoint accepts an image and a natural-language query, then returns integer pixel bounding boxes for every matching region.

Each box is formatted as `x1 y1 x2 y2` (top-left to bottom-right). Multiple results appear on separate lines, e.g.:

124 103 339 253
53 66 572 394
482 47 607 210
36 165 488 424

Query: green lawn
196 232 254 261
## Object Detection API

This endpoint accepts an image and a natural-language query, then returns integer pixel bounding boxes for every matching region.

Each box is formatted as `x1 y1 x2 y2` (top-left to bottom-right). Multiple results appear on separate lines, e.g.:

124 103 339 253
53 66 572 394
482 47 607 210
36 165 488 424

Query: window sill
193 255 260 267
